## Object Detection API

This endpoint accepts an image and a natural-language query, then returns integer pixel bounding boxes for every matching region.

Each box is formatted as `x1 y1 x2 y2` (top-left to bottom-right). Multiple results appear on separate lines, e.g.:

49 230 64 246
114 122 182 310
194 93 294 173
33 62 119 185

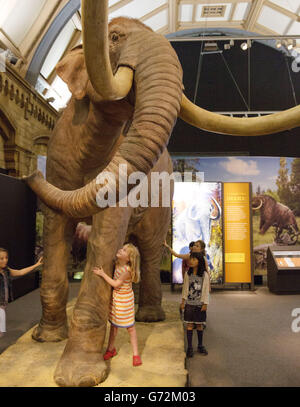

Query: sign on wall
223 182 253 284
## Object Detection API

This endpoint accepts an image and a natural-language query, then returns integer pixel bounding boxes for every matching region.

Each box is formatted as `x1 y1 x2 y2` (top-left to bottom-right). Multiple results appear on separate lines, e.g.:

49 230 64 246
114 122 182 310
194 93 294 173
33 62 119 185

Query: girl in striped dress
93 243 142 366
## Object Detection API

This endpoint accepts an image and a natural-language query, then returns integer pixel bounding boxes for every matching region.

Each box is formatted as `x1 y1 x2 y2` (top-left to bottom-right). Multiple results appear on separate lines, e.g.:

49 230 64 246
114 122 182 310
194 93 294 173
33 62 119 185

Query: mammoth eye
111 33 119 42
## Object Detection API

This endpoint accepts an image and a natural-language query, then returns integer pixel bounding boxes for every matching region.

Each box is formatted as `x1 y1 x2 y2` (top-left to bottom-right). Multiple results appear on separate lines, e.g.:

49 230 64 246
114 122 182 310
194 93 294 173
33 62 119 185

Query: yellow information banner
224 183 252 283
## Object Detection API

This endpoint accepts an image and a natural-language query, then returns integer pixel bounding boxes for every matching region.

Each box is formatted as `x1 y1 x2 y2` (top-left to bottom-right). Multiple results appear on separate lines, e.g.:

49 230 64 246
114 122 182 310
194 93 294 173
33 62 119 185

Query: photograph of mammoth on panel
174 156 300 278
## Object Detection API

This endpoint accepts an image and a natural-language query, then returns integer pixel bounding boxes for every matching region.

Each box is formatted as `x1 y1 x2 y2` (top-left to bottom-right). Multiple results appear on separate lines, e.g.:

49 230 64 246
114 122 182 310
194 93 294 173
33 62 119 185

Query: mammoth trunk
26 32 183 218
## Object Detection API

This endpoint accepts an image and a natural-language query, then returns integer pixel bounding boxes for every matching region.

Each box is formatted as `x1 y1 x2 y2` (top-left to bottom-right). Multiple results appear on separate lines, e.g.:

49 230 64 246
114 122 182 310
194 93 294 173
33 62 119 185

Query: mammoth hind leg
32 209 76 343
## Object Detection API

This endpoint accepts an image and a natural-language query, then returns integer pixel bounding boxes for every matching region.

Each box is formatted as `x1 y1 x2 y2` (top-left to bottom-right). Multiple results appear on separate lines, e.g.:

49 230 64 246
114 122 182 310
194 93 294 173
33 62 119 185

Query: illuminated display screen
172 182 223 284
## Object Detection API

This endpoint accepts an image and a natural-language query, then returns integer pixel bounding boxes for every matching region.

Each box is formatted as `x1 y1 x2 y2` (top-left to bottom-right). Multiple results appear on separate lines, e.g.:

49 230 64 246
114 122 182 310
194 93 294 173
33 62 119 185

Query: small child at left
0 247 43 337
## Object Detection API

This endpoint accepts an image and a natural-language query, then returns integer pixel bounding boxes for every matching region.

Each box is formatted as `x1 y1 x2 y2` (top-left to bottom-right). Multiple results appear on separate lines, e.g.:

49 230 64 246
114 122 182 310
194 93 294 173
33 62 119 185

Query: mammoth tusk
252 199 263 210
82 0 134 100
210 197 221 220
179 94 300 136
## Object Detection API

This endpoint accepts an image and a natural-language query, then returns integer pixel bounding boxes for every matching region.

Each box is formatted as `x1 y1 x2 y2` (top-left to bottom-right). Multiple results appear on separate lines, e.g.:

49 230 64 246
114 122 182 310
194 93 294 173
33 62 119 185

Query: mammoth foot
54 350 109 387
32 322 68 343
135 305 165 322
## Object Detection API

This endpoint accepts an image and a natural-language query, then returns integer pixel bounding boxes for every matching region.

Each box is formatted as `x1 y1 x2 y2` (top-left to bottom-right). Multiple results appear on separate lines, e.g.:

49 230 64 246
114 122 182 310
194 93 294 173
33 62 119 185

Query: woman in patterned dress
93 243 142 366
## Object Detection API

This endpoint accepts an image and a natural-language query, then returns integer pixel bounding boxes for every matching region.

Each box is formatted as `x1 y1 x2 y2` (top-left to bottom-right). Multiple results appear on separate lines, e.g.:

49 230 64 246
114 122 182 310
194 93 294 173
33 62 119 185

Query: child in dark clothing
181 250 210 357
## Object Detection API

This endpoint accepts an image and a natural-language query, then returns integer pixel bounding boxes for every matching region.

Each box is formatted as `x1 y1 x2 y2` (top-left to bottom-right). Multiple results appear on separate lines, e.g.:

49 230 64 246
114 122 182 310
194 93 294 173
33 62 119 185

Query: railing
0 64 58 130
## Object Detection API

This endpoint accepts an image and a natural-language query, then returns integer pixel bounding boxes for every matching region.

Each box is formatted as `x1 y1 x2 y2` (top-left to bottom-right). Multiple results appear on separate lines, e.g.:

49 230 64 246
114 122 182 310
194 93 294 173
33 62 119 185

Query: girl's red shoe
103 348 117 360
133 355 142 366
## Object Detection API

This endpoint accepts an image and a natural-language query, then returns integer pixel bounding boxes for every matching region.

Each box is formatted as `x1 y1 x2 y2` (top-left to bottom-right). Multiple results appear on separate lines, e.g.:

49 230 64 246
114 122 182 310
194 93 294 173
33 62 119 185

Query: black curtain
169 40 300 156
0 174 37 299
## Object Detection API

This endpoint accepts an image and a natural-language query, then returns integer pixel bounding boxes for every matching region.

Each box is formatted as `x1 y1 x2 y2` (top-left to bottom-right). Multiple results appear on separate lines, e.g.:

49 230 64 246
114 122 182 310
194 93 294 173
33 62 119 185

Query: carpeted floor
186 287 300 387
0 284 186 387
1 283 299 387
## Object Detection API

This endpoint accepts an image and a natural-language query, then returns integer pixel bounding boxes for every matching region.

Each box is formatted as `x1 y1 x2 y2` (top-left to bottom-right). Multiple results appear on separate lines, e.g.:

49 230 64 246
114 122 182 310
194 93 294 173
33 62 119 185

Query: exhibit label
224 183 252 283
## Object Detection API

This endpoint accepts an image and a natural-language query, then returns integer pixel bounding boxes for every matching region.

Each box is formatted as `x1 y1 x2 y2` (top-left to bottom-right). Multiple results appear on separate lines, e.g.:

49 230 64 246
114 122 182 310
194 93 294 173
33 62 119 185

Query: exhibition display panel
223 183 253 286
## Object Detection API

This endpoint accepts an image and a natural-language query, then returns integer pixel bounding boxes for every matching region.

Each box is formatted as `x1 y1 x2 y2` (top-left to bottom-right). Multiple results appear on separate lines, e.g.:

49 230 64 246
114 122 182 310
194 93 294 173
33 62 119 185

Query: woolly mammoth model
25 0 300 387
252 194 299 242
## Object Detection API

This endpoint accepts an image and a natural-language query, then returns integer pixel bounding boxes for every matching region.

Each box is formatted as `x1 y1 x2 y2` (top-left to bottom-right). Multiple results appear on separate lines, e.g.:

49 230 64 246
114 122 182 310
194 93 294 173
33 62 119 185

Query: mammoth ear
56 48 89 100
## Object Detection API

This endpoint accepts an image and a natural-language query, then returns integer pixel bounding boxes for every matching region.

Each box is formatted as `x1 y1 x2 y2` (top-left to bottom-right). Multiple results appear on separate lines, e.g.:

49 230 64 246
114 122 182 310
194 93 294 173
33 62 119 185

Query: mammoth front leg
54 206 132 387
32 208 76 342
135 206 171 322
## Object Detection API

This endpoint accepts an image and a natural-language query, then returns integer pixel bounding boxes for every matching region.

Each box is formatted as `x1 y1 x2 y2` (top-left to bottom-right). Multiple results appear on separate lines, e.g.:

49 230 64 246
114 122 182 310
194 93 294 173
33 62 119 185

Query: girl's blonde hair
124 243 141 283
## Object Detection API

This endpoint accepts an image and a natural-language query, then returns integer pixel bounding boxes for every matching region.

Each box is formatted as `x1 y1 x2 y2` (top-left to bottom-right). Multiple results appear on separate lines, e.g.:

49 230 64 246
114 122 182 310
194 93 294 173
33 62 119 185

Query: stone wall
0 65 58 177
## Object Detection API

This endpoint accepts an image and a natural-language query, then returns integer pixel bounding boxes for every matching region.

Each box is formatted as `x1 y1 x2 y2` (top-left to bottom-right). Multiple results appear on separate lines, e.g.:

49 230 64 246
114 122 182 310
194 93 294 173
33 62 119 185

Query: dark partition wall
169 40 300 157
0 174 37 300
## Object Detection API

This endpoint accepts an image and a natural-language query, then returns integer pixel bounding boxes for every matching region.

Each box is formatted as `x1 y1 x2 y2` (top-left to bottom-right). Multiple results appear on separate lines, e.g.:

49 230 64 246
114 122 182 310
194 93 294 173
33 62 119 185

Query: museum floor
0 282 299 387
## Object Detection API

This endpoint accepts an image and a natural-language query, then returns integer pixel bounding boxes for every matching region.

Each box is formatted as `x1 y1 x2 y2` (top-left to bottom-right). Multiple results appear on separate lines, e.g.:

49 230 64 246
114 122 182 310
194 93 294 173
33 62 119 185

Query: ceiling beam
0 29 23 60
46 28 82 85
180 0 250 4
192 3 197 23
228 2 238 22
253 22 278 36
265 1 300 22
25 0 81 86
178 20 244 30
109 0 133 13
244 0 266 31
168 0 179 33
157 25 170 35
140 4 168 23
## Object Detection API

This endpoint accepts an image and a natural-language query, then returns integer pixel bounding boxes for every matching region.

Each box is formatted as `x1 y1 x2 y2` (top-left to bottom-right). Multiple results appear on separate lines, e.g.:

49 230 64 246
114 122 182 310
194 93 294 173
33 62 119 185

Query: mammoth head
25 1 183 217
252 196 264 210
56 16 153 101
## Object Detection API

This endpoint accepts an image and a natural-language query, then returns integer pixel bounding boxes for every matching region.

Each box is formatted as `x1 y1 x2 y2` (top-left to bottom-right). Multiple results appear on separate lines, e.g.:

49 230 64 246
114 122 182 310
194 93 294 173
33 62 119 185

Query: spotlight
241 40 251 51
286 39 296 50
276 40 282 48
241 42 248 51
224 43 231 50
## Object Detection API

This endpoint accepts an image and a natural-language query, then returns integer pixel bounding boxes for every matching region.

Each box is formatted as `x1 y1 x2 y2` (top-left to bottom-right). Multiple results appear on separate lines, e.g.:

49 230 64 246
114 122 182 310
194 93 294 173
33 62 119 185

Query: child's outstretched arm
93 266 130 288
164 241 190 260
9 257 43 277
